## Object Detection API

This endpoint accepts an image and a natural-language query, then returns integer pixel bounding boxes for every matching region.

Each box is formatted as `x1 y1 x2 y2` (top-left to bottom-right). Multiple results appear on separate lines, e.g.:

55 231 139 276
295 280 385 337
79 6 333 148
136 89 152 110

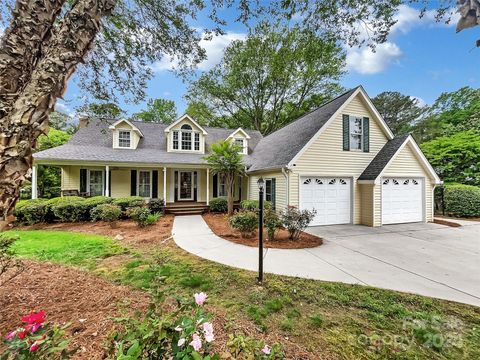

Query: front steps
165 202 209 216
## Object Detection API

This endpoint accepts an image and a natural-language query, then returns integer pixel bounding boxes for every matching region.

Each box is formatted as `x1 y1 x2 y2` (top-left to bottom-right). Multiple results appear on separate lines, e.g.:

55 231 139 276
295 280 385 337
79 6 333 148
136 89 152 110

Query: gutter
282 167 290 206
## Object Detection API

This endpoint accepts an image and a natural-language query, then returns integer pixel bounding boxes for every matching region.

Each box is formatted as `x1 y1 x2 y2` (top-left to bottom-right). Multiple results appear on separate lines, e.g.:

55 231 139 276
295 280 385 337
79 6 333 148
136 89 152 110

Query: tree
372 92 427 136
77 102 125 120
187 23 345 134
133 98 177 124
0 0 465 225
48 111 77 134
204 140 245 216
185 101 216 126
421 131 480 186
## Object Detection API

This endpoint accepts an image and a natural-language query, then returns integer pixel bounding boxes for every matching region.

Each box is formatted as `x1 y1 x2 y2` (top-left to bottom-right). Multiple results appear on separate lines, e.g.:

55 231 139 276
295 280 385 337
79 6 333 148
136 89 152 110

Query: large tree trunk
0 0 115 228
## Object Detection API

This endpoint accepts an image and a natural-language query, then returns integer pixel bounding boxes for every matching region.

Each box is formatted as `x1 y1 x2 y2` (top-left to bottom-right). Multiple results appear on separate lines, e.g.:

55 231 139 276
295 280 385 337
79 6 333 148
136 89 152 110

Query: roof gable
108 118 144 137
227 128 251 139
164 114 208 135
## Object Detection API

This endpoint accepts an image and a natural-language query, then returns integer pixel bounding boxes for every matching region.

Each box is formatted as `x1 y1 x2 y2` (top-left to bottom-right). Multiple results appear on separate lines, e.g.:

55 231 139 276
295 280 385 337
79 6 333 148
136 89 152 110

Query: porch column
31 165 38 199
163 167 167 202
105 165 110 196
206 168 210 205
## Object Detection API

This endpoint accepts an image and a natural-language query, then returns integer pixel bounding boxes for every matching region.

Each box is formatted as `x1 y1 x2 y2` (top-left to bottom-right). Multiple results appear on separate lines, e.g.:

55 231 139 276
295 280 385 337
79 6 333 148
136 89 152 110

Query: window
173 130 179 150
349 117 363 151
89 170 103 196
194 133 200 151
118 130 131 148
218 175 227 197
138 171 151 197
265 178 276 209
181 131 192 150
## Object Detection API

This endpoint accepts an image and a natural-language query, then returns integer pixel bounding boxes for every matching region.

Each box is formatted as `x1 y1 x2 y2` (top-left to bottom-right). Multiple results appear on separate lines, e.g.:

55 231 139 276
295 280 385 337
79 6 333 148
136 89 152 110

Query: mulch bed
0 261 149 359
434 218 462 227
203 213 323 249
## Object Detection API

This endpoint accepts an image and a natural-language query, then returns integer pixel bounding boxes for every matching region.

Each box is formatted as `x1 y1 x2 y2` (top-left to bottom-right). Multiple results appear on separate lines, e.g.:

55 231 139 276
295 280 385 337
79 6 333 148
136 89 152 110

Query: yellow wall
248 171 287 210
359 184 374 226
290 93 389 224
112 121 141 149
167 117 206 154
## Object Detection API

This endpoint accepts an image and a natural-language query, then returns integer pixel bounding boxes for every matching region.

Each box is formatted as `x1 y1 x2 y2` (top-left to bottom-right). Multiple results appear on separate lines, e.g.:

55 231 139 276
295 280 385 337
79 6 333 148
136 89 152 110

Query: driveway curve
172 215 480 307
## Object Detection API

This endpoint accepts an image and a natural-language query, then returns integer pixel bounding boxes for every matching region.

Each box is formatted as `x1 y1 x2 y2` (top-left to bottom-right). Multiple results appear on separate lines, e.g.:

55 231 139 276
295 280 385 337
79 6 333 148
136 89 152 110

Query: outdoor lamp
257 176 264 284
257 177 265 191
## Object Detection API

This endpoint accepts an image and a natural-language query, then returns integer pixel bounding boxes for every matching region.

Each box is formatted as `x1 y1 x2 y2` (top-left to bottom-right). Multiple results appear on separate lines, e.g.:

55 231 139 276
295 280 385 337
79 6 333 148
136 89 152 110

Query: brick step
167 208 206 215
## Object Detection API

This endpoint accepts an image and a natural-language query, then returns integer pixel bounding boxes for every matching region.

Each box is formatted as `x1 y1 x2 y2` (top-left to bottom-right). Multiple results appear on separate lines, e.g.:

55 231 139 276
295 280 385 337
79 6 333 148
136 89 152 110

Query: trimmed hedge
52 201 89 222
112 196 146 211
209 197 228 213
444 184 480 217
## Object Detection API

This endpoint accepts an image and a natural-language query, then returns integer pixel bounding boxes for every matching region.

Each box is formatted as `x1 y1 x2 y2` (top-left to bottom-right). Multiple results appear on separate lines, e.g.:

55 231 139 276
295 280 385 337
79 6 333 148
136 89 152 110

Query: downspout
282 167 289 207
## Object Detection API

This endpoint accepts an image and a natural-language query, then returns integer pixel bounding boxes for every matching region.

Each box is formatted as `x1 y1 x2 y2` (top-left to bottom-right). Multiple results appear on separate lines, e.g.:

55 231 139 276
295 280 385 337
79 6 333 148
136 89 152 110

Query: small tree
204 140 245 216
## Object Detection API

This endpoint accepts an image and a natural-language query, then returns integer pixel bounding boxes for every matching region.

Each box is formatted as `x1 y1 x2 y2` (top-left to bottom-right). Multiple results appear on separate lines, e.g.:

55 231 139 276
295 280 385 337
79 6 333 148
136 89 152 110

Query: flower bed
203 213 322 249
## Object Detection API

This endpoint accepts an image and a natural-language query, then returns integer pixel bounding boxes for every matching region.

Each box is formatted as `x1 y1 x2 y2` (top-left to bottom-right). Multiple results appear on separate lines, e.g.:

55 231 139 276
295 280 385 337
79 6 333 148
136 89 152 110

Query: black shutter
130 170 137 196
80 169 87 193
109 171 112 196
194 171 198 201
271 178 276 210
213 174 218 198
152 170 158 198
363 117 370 152
342 114 350 151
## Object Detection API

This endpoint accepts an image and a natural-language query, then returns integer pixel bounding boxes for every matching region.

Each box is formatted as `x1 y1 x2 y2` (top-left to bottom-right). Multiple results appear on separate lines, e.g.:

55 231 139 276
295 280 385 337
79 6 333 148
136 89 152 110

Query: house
33 86 441 226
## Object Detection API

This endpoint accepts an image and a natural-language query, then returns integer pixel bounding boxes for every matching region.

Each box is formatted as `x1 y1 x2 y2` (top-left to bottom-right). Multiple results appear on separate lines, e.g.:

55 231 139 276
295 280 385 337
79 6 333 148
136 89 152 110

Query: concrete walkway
172 215 480 307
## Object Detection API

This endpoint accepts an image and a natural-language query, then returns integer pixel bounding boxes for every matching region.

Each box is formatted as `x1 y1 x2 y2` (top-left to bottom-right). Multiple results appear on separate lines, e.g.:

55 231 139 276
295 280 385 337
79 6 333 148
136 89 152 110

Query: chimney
78 115 88 129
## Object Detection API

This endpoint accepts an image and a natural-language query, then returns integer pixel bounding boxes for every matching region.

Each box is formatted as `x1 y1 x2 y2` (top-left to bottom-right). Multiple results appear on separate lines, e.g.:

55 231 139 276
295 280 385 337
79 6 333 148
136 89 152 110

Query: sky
52 4 480 119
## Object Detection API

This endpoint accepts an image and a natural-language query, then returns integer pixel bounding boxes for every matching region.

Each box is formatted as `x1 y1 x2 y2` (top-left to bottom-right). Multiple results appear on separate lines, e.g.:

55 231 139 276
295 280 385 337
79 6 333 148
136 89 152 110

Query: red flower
29 341 40 352
17 330 27 340
21 311 45 325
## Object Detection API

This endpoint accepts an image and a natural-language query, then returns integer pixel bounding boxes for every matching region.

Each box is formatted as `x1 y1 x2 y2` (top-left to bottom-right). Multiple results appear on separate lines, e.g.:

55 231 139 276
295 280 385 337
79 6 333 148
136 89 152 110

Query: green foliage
113 197 146 211
280 206 316 240
52 201 89 222
133 98 177 124
127 207 161 227
14 199 49 224
227 334 284 359
208 197 228 213
372 91 427 136
421 131 480 186
264 208 281 241
443 184 480 217
90 204 122 225
76 102 125 119
229 211 258 237
148 198 165 214
309 314 324 329
187 23 344 134
240 200 272 211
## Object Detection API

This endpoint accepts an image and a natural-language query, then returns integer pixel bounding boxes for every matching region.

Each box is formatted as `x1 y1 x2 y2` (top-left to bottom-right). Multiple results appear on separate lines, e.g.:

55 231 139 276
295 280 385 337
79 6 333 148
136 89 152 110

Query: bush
127 207 161 227
91 204 122 226
14 199 48 224
148 198 165 213
264 208 282 241
113 196 146 211
230 211 258 237
52 201 89 222
83 196 113 214
280 206 316 241
444 184 480 217
240 199 273 211
209 197 228 213
44 196 85 222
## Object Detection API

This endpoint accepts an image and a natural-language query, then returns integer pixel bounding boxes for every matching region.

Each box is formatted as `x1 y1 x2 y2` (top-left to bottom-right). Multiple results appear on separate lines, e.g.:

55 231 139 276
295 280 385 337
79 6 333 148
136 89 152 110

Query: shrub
444 184 480 217
264 208 282 241
230 211 258 237
83 196 113 216
14 199 48 224
113 196 146 211
44 196 85 222
91 204 122 226
240 199 273 211
280 206 316 241
127 207 161 227
52 201 89 222
209 197 228 213
148 198 165 213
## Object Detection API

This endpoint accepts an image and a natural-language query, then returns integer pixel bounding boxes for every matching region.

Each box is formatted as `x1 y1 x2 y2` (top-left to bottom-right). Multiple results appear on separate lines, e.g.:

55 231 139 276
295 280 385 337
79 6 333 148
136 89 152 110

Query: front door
178 171 194 200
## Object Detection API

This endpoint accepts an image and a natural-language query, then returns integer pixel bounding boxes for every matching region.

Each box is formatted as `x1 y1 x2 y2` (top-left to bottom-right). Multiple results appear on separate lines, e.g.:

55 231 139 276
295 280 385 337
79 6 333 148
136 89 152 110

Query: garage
382 178 423 225
300 177 351 226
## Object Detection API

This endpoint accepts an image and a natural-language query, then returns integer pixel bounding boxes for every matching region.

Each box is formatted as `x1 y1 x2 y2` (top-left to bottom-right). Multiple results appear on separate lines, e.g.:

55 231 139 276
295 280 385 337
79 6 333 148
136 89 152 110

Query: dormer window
118 130 131 148
234 138 247 154
165 114 208 153
227 128 250 155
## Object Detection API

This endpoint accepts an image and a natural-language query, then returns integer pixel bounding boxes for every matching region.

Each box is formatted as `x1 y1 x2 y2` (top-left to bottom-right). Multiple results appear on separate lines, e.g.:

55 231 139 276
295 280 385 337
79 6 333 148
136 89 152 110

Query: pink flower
31 323 42 333
194 292 207 306
22 311 45 325
5 331 16 340
177 338 186 347
174 326 183 332
202 322 214 343
29 342 40 352
190 333 202 351
261 345 271 355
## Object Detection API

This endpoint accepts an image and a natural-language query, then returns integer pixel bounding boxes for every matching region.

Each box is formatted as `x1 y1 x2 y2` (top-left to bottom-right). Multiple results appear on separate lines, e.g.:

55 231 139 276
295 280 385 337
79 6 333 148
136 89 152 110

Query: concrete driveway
173 216 480 306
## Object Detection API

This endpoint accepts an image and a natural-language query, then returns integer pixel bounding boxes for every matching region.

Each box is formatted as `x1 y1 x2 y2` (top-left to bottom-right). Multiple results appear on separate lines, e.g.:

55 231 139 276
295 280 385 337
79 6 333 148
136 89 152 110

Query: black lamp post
257 177 265 284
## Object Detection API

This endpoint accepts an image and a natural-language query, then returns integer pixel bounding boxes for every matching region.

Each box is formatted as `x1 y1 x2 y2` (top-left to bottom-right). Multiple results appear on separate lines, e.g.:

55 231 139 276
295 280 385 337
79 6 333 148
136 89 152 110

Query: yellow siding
291 94 389 224
61 165 80 190
248 171 287 210
111 169 131 197
359 184 374 226
167 118 206 153
382 144 435 222
373 185 382 226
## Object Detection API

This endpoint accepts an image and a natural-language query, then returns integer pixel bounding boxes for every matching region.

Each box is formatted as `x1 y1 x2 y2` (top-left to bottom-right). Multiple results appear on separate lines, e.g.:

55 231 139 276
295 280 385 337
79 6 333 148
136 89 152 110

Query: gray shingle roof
34 120 262 165
358 134 410 181
246 87 359 172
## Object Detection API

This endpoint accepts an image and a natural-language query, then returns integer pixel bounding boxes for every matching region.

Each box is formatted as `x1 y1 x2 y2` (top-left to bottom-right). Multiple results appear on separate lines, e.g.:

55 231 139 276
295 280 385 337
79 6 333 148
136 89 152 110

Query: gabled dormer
227 128 250 154
164 114 208 154
109 119 143 149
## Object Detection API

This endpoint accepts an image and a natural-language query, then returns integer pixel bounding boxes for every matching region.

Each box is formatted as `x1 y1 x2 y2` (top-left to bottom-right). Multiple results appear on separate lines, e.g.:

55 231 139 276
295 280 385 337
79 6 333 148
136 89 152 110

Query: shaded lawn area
7 228 480 360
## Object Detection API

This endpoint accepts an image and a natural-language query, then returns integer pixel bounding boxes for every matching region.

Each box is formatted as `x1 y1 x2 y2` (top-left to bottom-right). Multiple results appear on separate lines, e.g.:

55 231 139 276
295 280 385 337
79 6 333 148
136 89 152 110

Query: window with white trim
218 175 227 197
138 170 152 198
349 116 363 151
88 170 104 196
194 133 200 151
234 138 247 154
173 130 179 150
118 130 131 148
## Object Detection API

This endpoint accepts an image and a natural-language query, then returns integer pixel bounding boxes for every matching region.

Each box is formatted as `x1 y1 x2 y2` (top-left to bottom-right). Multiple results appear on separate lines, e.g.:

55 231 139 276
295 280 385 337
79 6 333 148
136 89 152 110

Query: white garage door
300 177 351 226
382 178 423 225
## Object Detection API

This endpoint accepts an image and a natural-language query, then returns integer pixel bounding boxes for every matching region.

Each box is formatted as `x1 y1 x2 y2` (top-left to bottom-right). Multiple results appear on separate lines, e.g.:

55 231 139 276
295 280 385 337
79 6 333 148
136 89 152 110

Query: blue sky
57 4 480 118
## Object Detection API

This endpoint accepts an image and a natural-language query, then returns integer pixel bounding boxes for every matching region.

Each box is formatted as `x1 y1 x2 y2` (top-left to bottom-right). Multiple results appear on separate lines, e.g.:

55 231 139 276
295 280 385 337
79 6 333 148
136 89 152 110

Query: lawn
5 228 480 359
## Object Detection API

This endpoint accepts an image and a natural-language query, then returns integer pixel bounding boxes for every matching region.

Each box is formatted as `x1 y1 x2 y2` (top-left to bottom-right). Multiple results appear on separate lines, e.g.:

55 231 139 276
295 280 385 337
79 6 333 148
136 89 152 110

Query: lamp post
257 177 265 284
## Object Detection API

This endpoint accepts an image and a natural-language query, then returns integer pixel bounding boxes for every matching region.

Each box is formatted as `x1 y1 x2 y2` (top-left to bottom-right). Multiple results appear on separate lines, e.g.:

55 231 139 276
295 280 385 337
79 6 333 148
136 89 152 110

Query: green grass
8 230 125 269
7 229 480 360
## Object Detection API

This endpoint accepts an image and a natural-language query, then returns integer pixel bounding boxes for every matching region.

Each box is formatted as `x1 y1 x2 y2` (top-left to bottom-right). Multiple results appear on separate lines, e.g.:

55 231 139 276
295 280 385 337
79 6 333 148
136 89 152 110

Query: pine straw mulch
203 213 323 249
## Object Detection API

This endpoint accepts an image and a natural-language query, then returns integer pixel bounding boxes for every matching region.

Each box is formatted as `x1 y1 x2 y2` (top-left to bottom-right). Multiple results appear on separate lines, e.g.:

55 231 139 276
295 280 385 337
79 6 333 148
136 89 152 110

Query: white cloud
152 31 246 72
55 101 74 117
410 95 427 107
